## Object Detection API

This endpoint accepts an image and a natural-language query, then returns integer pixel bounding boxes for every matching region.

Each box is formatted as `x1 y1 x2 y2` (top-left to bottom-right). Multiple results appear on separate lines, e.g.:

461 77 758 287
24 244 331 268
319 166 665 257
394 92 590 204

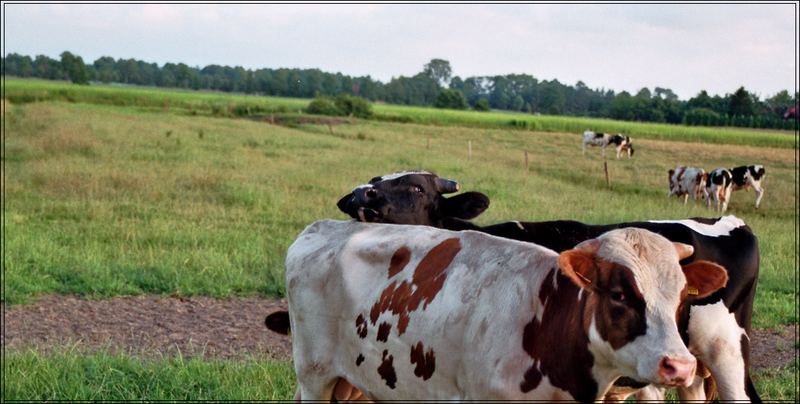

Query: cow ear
441 192 489 220
558 249 597 290
681 260 728 299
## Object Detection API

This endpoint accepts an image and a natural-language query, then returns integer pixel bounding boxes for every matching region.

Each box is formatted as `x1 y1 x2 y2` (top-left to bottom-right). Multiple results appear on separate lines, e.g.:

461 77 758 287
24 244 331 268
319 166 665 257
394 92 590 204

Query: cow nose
356 186 378 202
658 356 696 387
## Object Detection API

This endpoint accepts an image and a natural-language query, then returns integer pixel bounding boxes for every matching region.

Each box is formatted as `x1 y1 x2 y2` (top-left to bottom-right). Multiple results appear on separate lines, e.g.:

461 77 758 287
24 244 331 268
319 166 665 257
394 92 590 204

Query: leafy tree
306 96 341 116
334 94 373 118
434 89 468 110
474 98 490 111
423 58 452 87
60 51 89 84
729 86 754 116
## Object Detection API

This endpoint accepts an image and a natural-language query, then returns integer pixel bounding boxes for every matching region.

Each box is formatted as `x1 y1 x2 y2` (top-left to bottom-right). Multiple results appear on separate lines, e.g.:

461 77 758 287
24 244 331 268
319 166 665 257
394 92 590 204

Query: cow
668 166 708 205
286 220 728 401
328 171 762 402
706 165 766 212
783 105 797 120
266 171 761 401
582 130 635 159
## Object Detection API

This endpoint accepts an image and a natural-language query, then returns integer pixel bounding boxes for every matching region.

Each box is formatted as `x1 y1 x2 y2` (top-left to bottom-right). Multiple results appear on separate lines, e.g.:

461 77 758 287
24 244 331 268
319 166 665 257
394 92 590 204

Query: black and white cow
706 165 766 212
582 130 634 159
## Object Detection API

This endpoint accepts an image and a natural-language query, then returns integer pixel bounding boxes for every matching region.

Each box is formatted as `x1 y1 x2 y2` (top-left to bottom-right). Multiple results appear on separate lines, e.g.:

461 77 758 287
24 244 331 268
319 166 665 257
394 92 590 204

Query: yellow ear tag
687 286 699 296
576 272 592 285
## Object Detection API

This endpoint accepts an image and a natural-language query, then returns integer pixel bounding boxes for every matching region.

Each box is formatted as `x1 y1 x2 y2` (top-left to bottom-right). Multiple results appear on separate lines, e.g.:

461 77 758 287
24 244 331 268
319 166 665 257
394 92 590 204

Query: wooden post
524 150 529 172
468 141 472 160
604 161 610 188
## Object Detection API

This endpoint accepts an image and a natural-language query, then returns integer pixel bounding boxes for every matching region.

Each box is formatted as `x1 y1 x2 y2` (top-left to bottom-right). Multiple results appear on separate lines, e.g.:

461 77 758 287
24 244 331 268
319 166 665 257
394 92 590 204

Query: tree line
2 52 797 130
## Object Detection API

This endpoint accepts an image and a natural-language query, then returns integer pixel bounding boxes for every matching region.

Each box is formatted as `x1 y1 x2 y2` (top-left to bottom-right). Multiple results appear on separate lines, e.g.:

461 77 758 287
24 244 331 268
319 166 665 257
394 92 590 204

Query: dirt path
3 295 796 370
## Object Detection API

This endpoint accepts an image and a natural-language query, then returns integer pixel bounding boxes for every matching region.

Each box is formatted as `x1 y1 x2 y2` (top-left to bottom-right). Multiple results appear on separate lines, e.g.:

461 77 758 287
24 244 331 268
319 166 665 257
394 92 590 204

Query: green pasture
3 350 796 401
1 81 797 401
5 78 796 149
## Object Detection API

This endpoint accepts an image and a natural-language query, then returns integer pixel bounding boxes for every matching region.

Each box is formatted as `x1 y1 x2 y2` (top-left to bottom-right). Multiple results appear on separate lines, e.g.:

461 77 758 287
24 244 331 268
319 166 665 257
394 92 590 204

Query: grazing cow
706 165 766 212
668 166 708 205
287 220 728 401
582 130 634 159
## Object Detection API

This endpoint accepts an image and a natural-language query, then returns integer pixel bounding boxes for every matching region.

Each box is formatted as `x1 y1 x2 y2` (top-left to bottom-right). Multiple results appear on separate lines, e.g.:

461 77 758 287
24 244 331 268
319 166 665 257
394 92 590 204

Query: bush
305 96 341 116
473 98 490 112
334 94 372 118
434 89 468 110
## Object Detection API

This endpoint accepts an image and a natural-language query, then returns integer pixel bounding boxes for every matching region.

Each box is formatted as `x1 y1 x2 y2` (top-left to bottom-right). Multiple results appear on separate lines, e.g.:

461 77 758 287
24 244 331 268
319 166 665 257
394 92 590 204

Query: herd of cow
583 130 766 212
264 169 764 402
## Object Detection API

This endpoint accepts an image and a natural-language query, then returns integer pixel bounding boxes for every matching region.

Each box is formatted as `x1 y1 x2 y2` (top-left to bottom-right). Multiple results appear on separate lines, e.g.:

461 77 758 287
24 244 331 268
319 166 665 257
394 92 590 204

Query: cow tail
745 374 762 403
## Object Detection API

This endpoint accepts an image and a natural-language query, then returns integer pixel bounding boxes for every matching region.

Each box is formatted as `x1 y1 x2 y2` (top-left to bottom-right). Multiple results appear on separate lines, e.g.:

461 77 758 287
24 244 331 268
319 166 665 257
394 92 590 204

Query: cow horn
673 242 694 260
436 178 460 194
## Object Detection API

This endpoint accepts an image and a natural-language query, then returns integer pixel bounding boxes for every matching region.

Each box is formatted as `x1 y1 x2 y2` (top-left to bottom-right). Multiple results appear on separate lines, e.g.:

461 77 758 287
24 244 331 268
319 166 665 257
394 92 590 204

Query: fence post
524 150 529 173
468 141 472 160
604 161 610 188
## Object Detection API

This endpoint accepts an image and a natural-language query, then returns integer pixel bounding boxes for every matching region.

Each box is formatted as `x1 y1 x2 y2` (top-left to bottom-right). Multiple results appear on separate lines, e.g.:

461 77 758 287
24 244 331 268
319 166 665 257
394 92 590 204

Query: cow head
558 228 728 387
337 171 490 227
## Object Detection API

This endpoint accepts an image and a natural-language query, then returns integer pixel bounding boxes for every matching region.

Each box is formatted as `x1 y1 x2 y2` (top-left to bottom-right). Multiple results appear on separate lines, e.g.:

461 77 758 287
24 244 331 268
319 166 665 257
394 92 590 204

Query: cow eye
610 290 626 303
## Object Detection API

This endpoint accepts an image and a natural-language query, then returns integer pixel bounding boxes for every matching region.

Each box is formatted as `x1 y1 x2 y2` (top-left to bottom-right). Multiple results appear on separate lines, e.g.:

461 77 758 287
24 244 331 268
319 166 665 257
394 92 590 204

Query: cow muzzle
657 356 696 387
337 191 383 223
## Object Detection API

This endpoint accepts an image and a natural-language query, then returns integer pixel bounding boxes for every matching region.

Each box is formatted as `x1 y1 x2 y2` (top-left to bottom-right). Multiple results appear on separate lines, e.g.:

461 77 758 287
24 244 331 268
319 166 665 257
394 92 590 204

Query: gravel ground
3 294 796 370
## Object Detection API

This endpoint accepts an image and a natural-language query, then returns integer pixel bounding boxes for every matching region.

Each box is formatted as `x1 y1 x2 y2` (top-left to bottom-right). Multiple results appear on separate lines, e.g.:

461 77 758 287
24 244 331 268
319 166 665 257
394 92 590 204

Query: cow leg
333 378 372 402
676 375 706 401
753 184 765 209
687 302 750 401
720 187 732 212
683 194 689 205
634 385 665 401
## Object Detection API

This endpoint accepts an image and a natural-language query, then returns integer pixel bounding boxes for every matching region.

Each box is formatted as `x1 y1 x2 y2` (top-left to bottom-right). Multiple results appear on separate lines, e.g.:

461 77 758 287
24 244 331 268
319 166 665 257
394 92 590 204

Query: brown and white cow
286 220 728 402
582 130 634 159
668 166 708 205
706 165 766 212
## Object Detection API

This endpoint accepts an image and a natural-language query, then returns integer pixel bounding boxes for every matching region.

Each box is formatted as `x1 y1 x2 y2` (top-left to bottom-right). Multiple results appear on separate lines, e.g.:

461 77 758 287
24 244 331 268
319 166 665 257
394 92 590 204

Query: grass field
2 80 797 400
5 78 796 149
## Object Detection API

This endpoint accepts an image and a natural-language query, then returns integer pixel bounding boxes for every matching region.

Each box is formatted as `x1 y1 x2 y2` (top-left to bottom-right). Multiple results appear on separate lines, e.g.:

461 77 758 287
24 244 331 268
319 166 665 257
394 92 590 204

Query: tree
729 86 754 116
473 98 490 111
60 51 89 84
434 89 468 110
423 58 452 88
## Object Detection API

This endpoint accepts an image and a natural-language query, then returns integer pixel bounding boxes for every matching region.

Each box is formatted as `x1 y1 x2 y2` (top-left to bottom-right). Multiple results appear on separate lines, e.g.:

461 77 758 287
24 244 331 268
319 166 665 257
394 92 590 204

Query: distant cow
668 166 708 205
582 130 634 159
706 165 766 212
784 106 797 120
286 220 728 401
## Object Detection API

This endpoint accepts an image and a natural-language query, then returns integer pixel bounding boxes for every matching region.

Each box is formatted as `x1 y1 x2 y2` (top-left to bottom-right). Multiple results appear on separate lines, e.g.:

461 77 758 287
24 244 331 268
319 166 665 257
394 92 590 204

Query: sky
1 3 796 100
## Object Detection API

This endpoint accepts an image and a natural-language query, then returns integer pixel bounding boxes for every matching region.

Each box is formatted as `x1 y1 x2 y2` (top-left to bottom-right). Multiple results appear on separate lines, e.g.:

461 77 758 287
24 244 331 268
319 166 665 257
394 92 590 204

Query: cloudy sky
2 3 796 99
